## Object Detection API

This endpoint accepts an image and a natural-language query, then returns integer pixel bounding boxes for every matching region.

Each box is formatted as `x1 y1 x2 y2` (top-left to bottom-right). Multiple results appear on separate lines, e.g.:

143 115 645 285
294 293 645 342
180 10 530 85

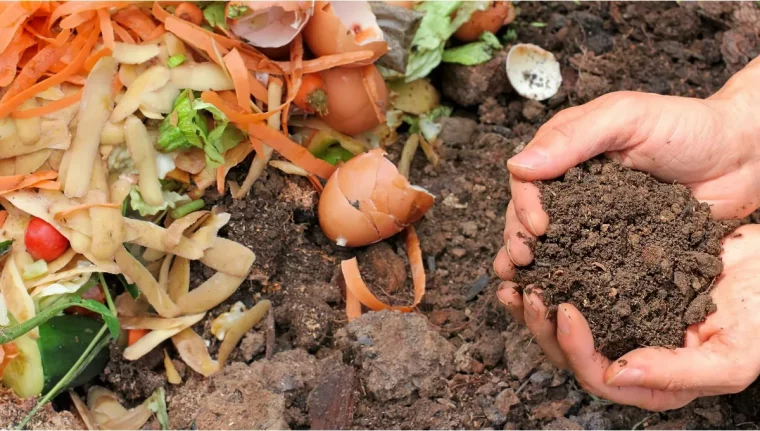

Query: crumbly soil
27 2 760 430
514 159 736 359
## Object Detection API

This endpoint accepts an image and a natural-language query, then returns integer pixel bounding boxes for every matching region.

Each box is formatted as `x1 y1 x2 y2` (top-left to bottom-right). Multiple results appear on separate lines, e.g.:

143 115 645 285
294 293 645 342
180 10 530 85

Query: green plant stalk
0 297 118 344
16 325 110 430
170 199 205 219
98 272 117 316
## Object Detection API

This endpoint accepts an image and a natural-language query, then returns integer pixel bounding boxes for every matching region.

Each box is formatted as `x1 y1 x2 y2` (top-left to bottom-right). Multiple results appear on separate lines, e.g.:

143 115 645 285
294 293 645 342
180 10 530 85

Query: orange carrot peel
343 226 426 321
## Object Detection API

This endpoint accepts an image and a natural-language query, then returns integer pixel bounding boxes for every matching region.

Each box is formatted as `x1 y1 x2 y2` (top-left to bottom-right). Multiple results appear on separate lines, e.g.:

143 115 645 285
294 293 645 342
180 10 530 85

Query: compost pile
515 159 738 359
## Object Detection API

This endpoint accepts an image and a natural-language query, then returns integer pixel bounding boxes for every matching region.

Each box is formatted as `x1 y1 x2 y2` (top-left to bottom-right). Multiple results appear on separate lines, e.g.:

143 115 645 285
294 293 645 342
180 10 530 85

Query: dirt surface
31 1 760 430
514 159 735 359
0 388 84 430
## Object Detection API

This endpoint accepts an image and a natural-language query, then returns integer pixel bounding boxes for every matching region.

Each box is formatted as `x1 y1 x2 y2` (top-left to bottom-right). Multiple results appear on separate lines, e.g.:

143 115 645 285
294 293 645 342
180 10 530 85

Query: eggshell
506 43 562 101
319 65 388 136
454 1 515 42
318 149 435 247
302 1 388 67
229 1 313 48
381 1 417 9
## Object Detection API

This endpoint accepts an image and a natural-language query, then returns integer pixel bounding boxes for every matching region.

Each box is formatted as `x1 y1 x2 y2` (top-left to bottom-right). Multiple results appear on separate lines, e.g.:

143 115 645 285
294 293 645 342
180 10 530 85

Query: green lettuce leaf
158 90 246 169
442 31 503 66
405 1 490 82
227 4 249 19
203 2 227 29
129 187 189 217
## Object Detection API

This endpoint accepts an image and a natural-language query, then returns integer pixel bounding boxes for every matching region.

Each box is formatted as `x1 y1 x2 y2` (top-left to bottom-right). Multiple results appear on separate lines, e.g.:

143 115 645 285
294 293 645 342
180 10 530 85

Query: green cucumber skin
38 315 109 393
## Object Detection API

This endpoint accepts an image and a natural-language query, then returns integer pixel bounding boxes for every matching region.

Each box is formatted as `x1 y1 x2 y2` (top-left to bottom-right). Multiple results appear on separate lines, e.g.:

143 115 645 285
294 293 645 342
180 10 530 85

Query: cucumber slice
2 334 44 398
2 315 109 397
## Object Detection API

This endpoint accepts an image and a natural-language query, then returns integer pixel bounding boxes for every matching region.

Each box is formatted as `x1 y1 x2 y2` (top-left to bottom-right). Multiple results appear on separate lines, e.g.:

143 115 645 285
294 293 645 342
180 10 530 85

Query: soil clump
515 158 737 358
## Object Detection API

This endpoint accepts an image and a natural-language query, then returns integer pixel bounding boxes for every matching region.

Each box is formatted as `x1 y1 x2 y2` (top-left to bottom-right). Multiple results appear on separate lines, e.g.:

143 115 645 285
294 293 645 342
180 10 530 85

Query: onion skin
454 1 515 42
318 149 434 247
302 1 388 67
319 65 388 136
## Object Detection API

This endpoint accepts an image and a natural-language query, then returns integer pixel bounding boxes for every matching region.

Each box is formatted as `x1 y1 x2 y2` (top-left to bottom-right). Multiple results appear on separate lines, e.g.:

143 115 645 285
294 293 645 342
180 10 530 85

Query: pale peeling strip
115 245 181 318
15 149 52 176
119 314 202 331
164 350 182 384
218 300 271 367
189 211 230 250
175 272 245 315
1 252 37 338
200 238 256 278
167 257 189 303
123 312 205 361
124 218 205 260
27 261 115 289
164 211 208 248
171 328 219 377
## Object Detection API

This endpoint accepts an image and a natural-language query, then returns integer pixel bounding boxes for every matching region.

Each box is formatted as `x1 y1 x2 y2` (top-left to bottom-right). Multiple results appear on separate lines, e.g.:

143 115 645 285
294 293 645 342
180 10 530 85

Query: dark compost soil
514 159 735 359
12 2 760 430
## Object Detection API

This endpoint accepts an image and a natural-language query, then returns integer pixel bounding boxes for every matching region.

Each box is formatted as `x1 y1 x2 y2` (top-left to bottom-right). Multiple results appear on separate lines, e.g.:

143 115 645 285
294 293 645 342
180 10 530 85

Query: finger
556 304 698 410
493 246 516 281
507 92 649 181
523 288 568 368
509 175 549 237
505 201 535 266
604 335 755 394
497 281 525 324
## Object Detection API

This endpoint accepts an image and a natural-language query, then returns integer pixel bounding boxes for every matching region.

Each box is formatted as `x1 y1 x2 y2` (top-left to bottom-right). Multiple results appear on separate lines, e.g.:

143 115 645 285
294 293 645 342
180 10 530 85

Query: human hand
493 57 760 279
497 224 760 411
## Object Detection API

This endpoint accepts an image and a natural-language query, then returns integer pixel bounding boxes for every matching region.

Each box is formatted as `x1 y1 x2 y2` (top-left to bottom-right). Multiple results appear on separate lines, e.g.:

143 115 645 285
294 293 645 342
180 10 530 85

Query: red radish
24 217 69 262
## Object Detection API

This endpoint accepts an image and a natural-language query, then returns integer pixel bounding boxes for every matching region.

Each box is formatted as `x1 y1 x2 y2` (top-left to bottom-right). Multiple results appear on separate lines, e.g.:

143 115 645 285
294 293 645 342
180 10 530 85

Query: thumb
604 338 753 394
507 92 651 181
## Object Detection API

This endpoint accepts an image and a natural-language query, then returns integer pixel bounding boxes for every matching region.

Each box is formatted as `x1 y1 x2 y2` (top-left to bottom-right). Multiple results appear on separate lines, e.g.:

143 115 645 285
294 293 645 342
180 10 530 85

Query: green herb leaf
147 387 170 430
0 239 13 258
502 28 518 43
316 146 354 166
530 21 548 28
203 2 227 29
118 274 140 300
167 54 186 68
227 4 249 18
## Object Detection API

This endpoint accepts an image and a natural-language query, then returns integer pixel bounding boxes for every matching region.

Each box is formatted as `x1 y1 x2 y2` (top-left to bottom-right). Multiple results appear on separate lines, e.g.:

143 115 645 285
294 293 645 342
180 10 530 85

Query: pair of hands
494 58 760 411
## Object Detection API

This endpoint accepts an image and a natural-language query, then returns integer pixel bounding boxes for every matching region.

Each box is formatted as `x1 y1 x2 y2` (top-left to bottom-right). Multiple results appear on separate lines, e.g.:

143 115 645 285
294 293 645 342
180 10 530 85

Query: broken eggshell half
303 1 389 67
318 148 434 247
229 1 314 48
505 43 562 101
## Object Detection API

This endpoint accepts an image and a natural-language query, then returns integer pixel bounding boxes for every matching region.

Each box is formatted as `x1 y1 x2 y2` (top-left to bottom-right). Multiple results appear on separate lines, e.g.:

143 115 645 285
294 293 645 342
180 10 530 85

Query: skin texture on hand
493 57 760 410
497 225 760 411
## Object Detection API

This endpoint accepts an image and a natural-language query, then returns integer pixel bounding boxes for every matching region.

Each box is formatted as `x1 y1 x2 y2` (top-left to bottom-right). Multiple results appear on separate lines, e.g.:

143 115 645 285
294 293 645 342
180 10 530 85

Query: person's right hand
494 57 760 279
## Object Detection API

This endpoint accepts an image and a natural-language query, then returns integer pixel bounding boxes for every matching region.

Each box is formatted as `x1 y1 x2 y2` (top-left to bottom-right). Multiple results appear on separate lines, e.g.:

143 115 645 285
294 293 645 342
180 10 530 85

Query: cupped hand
497 224 760 411
493 60 760 279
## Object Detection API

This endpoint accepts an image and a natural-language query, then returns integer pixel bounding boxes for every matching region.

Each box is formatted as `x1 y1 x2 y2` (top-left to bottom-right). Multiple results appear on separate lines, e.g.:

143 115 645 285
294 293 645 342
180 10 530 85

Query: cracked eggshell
454 1 516 43
303 1 389 67
229 1 314 48
318 149 434 247
506 43 562 101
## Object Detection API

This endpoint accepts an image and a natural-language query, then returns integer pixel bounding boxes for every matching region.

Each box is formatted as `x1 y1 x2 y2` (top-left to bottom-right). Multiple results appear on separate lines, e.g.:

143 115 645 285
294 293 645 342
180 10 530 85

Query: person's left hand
497 224 760 411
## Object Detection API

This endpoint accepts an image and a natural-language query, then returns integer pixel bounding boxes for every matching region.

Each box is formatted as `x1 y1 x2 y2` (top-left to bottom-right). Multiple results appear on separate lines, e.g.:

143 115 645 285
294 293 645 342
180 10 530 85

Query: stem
170 199 204 219
0 297 84 344
16 325 110 430
99 272 117 316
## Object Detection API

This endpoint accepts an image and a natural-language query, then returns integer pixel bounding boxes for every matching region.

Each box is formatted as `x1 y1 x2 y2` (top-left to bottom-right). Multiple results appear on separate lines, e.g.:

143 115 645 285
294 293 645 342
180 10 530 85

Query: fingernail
508 149 547 171
496 283 518 306
606 368 644 386
521 210 539 236
506 239 518 265
524 292 539 320
557 306 571 335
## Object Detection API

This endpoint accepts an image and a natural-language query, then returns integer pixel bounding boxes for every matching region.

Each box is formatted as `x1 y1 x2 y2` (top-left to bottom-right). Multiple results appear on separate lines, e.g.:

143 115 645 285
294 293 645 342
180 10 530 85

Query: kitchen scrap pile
0 1 523 428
